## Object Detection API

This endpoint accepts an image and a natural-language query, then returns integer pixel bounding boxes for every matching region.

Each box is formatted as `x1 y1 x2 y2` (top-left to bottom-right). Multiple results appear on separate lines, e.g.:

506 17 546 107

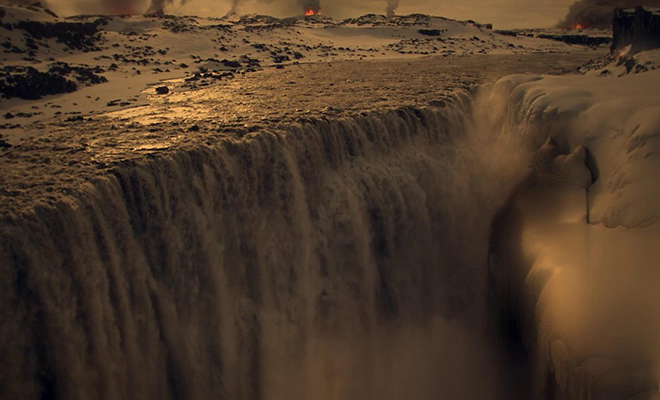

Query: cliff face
612 6 660 52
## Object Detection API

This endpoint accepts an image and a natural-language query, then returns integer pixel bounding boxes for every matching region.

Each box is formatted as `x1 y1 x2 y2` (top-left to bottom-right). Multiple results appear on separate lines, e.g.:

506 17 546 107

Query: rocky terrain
0 3 611 148
0 51 602 217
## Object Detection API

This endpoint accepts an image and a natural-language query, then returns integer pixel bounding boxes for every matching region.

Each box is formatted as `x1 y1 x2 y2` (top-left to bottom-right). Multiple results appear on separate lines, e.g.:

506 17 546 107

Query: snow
0 3 603 146
4 3 660 398
583 48 660 77
486 55 660 398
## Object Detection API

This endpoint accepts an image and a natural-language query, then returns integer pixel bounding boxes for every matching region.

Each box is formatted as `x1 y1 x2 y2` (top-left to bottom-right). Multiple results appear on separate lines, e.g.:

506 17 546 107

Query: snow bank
487 65 660 398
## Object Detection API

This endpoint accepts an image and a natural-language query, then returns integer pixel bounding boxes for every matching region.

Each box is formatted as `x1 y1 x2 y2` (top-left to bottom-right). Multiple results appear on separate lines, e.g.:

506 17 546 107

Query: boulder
612 6 660 53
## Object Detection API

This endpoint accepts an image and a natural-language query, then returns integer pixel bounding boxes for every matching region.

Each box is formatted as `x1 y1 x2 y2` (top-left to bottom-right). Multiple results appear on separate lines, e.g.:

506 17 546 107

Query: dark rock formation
0 63 107 100
558 0 660 29
418 29 441 36
15 18 106 51
156 86 169 94
0 66 77 100
612 6 660 52
495 30 518 37
537 33 612 46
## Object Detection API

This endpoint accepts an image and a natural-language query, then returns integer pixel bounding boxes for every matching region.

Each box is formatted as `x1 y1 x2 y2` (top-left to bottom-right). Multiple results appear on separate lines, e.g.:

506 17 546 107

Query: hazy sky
47 0 576 29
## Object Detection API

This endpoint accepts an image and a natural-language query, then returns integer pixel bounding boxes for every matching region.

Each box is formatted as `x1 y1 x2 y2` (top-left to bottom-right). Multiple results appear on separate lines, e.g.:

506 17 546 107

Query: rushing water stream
0 86 538 400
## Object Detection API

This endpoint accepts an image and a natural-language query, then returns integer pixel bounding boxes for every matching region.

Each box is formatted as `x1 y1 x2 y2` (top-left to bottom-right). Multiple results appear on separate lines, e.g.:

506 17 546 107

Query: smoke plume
147 0 187 13
100 0 140 14
558 0 660 28
0 0 50 7
299 0 320 13
385 0 399 18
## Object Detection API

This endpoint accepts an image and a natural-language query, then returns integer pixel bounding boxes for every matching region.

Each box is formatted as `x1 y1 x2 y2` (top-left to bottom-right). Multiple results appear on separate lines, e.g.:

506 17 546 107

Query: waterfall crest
0 95 528 400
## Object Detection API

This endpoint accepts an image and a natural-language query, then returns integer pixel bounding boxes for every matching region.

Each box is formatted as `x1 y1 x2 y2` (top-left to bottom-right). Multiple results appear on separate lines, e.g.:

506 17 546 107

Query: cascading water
0 91 534 400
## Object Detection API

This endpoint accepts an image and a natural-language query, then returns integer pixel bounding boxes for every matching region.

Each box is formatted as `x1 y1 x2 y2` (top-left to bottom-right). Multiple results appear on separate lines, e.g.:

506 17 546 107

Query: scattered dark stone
66 115 84 122
179 63 189 68
188 124 200 132
156 86 169 94
221 59 241 68
15 19 106 51
0 65 78 100
47 62 107 85
4 112 14 119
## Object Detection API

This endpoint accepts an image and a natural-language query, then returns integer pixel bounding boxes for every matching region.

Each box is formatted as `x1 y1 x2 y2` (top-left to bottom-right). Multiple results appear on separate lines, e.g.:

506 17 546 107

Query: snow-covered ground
0 3 605 146
486 52 660 399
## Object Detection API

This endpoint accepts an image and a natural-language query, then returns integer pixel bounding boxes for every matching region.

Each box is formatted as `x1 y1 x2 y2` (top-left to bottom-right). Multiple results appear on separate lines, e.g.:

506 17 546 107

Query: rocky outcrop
14 18 107 51
612 6 660 53
0 63 107 100
537 33 611 46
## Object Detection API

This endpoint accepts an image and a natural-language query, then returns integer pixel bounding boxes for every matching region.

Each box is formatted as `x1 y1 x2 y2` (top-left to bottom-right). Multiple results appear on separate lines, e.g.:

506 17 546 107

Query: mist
557 0 660 28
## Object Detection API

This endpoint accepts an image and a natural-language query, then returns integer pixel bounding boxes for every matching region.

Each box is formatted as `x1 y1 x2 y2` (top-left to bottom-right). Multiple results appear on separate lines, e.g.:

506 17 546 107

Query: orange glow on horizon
573 23 583 29
304 9 320 16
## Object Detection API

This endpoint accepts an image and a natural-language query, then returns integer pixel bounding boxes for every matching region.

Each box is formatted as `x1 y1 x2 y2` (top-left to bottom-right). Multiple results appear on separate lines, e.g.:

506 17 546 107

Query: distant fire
573 23 584 29
304 9 320 16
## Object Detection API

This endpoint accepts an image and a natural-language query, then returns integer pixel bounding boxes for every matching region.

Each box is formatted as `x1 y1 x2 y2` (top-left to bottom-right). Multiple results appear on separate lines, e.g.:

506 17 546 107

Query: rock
612 6 660 54
418 29 441 36
537 33 611 47
221 59 241 68
495 30 517 37
15 19 106 51
156 86 169 95
273 54 290 63
0 66 77 100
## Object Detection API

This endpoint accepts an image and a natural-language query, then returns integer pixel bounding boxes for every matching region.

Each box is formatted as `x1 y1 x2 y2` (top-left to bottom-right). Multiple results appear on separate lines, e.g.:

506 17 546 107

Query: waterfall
0 93 532 400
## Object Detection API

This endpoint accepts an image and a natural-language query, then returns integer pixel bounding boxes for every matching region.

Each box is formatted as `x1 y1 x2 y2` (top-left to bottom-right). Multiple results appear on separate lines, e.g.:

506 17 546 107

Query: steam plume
558 0 660 28
385 0 399 18
147 0 175 13
226 0 241 16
